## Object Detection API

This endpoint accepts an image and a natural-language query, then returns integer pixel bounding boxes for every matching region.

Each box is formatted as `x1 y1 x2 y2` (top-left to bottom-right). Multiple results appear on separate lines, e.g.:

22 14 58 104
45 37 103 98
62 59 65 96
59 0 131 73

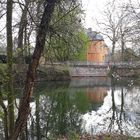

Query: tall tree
44 2 84 62
6 0 14 138
11 0 57 139
98 1 120 58
17 0 30 63
117 5 132 61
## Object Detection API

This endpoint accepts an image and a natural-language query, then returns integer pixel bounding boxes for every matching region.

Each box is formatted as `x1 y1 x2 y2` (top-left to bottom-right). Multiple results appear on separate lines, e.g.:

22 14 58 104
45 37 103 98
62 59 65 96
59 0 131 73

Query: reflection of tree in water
107 86 140 136
29 82 90 139
106 77 125 134
82 78 140 137
0 81 91 139
108 87 125 134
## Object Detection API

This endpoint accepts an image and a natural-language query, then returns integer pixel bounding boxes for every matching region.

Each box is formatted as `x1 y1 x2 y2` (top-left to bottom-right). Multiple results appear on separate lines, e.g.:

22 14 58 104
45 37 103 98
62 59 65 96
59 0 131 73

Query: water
25 77 140 138
82 87 140 137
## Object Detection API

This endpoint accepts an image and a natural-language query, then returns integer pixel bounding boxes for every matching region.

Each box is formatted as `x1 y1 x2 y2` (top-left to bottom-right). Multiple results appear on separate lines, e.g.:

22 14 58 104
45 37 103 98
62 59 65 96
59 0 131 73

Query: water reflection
28 78 110 139
1 78 140 139
30 82 91 139
83 86 140 137
32 78 140 138
86 87 107 110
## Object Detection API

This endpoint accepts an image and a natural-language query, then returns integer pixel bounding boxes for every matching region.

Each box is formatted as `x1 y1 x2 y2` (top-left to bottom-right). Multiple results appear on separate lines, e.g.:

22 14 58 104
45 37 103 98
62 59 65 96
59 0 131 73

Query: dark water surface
2 77 137 140
29 77 140 139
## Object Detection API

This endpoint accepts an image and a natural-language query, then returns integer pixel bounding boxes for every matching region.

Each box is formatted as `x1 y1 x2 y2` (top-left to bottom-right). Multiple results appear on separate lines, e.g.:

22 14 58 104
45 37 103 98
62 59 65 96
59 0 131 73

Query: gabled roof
85 28 104 41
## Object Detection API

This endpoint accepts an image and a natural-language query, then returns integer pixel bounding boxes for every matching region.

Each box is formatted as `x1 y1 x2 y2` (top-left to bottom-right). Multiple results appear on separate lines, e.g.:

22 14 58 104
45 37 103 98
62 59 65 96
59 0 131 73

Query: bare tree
97 1 121 61
124 1 140 53
97 0 140 62
117 4 133 61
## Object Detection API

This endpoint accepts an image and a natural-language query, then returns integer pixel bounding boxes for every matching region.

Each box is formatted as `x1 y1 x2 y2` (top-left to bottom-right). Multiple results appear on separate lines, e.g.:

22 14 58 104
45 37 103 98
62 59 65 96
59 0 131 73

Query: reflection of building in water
86 87 107 103
86 87 107 110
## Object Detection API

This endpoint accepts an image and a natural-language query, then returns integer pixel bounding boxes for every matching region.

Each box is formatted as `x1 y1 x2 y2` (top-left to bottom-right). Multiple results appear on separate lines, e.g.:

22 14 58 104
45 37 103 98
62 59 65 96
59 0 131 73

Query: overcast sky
81 0 139 47
81 0 138 30
82 0 108 30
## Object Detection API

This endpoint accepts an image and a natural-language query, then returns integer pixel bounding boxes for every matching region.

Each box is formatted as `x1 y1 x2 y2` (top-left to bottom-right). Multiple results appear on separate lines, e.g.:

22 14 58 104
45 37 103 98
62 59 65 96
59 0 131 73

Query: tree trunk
6 0 14 138
111 41 115 62
121 34 125 61
10 1 57 139
17 0 30 64
24 22 28 56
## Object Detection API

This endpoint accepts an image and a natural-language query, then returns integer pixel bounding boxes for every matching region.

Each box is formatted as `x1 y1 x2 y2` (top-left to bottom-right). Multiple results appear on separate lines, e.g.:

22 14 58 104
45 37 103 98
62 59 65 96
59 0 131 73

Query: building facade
86 28 109 63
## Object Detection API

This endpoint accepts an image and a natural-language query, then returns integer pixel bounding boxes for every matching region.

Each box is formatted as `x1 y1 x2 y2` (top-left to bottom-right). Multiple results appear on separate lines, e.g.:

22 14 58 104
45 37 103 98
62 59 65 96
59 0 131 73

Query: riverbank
109 65 140 77
37 64 70 81
1 63 140 83
0 64 70 83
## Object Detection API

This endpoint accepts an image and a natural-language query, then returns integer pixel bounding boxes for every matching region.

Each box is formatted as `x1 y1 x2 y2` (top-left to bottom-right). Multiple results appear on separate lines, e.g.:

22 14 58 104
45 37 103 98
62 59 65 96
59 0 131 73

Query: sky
81 0 138 30
81 0 139 47
81 0 113 46
82 0 108 30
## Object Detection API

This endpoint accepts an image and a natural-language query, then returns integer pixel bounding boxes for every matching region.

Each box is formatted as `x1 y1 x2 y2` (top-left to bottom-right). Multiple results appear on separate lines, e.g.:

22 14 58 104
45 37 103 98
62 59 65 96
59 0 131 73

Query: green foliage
67 130 80 140
33 81 92 139
70 89 91 113
44 1 86 61
72 32 89 61
0 64 7 84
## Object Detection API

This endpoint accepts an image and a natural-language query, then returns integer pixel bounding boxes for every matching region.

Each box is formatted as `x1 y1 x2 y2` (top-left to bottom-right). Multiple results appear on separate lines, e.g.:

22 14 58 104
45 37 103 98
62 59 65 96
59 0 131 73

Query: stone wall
69 66 109 77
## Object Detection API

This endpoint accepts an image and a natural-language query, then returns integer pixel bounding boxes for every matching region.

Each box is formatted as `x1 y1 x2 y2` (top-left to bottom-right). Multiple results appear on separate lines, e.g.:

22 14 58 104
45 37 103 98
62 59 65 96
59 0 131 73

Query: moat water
25 77 140 139
1 77 138 139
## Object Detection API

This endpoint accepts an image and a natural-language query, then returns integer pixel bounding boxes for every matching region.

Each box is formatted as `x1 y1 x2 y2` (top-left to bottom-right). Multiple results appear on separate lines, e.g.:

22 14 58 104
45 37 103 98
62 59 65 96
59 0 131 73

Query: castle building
86 28 109 63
